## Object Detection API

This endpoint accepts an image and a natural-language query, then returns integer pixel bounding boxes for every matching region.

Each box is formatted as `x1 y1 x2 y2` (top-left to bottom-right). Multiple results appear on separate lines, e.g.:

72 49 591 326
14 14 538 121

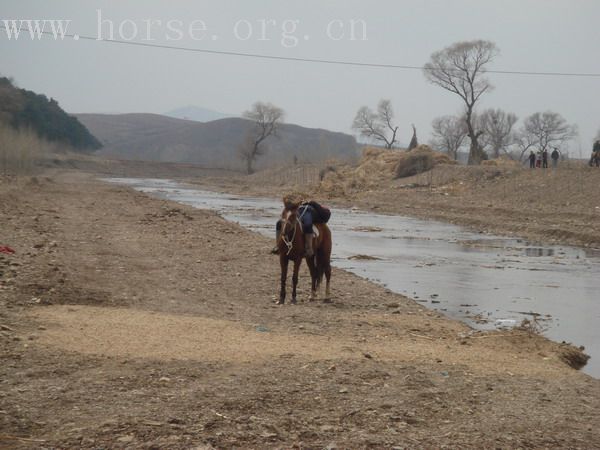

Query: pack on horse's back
307 201 331 224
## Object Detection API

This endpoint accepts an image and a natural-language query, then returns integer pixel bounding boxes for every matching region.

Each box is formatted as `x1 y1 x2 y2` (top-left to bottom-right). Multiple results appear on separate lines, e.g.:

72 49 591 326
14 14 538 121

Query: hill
76 113 359 170
0 77 101 152
164 105 231 122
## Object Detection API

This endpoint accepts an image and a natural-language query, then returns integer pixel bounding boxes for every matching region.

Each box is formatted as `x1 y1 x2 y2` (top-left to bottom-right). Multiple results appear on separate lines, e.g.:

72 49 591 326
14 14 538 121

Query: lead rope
298 204 308 221
280 216 302 256
292 205 308 255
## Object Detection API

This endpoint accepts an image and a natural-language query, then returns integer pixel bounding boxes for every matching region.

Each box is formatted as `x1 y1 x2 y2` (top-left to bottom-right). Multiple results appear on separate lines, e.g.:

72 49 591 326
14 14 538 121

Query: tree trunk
466 108 487 165
467 141 487 165
246 157 254 175
494 145 501 159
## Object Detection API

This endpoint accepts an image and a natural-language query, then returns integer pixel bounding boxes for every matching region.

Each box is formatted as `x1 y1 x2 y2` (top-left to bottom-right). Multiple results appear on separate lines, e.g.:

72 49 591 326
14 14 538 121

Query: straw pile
317 145 454 196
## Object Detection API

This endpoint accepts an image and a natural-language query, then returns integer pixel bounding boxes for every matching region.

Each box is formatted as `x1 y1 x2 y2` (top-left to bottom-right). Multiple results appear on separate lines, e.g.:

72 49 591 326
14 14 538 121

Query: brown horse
277 207 332 305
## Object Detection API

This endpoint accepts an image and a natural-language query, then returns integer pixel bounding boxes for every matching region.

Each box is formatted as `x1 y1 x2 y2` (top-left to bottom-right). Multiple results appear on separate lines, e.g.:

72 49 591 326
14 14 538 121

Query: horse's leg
291 258 301 304
278 256 288 305
321 227 333 300
324 260 332 299
314 234 325 298
314 251 324 299
306 256 317 301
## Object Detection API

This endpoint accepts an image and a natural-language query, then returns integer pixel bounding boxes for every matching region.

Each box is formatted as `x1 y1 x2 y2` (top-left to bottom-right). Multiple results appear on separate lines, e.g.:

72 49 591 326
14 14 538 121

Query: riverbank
43 154 600 250
188 162 600 250
1 170 599 448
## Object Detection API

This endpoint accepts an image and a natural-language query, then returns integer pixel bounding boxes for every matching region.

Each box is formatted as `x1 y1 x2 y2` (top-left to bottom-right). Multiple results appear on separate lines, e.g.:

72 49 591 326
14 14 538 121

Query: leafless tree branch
352 99 399 149
239 102 285 174
424 40 499 164
517 111 577 161
430 114 469 160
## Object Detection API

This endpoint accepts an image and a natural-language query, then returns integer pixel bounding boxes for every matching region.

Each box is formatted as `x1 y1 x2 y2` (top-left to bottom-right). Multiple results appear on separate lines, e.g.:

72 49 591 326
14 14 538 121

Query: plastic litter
495 319 517 327
0 246 15 255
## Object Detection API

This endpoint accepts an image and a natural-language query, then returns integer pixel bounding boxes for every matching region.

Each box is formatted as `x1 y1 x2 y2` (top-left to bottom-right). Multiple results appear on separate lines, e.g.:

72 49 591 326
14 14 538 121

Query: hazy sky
2 0 600 154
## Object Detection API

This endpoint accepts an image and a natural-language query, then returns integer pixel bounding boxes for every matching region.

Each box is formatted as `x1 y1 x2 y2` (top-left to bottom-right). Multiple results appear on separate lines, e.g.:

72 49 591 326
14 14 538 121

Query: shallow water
106 178 600 378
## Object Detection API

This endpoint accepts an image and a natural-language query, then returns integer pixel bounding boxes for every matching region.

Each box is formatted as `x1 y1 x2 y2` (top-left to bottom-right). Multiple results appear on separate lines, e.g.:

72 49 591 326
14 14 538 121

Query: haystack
394 145 453 178
317 145 453 196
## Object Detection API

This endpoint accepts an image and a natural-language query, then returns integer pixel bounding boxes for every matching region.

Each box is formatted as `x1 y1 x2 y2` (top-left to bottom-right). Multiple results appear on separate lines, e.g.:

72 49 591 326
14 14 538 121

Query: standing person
594 141 600 168
529 150 536 169
536 150 542 168
542 149 549 168
551 148 560 169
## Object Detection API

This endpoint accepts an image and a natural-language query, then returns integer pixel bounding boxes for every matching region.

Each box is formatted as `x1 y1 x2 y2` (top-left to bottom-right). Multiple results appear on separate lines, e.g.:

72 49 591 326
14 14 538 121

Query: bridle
280 209 303 256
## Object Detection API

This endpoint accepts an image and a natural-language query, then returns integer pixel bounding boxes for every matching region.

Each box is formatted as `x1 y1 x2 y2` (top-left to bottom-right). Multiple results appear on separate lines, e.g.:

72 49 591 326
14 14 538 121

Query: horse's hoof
291 299 297 305
276 300 285 305
323 298 332 303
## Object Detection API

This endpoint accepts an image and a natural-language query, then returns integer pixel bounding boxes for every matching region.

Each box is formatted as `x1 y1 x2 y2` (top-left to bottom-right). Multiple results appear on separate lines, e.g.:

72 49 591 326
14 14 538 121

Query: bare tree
476 109 518 158
352 99 399 149
239 101 284 174
423 40 499 164
517 111 577 161
430 115 468 161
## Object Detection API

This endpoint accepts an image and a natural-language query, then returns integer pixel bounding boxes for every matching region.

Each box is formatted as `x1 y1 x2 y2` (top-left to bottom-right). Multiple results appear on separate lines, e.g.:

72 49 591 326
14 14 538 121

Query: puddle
105 178 600 378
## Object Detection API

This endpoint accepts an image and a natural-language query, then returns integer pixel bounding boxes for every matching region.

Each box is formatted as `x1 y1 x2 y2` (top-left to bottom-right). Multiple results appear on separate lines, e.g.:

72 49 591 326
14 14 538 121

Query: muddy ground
1 169 600 449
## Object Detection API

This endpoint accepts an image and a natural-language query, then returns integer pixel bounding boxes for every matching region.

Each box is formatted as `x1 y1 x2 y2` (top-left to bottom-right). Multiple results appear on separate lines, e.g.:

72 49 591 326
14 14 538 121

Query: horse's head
279 208 303 255
281 208 300 239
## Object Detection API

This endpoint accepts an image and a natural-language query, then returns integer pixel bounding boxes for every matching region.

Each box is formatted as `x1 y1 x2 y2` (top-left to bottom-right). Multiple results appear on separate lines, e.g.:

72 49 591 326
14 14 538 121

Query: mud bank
1 171 599 449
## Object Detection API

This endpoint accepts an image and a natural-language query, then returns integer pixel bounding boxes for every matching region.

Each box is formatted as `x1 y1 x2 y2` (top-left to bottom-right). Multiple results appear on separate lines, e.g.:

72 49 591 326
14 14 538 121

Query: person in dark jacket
529 150 536 169
551 148 560 169
593 141 600 167
542 149 549 168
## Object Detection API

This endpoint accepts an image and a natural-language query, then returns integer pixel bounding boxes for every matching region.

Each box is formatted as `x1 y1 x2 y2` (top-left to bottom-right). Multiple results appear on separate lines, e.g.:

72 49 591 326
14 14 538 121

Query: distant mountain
164 106 231 122
76 113 359 170
0 77 101 152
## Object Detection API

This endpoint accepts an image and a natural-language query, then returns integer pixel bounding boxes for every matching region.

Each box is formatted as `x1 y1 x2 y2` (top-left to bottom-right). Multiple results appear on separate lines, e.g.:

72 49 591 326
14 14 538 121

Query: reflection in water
105 178 600 378
585 248 600 258
525 248 555 257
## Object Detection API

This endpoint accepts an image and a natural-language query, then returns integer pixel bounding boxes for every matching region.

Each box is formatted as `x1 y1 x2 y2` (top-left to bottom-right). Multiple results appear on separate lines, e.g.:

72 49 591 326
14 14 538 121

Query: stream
106 177 600 377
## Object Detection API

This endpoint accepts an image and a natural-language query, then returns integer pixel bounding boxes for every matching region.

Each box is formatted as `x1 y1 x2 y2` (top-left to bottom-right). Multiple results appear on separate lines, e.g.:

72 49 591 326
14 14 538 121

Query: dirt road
1 171 599 449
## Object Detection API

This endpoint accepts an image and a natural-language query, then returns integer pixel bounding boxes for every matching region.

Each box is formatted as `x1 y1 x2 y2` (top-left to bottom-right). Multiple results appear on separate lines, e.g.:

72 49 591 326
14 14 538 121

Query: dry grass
518 315 549 336
0 123 53 177
559 345 591 370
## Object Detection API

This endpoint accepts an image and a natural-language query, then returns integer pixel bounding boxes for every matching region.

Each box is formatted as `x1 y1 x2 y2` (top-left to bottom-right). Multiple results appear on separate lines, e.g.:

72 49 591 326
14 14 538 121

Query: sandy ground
1 169 600 449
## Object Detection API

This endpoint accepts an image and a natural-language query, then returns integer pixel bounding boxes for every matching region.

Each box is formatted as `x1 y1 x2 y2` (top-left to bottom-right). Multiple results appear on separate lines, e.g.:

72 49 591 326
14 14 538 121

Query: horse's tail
316 254 325 289
315 224 332 289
